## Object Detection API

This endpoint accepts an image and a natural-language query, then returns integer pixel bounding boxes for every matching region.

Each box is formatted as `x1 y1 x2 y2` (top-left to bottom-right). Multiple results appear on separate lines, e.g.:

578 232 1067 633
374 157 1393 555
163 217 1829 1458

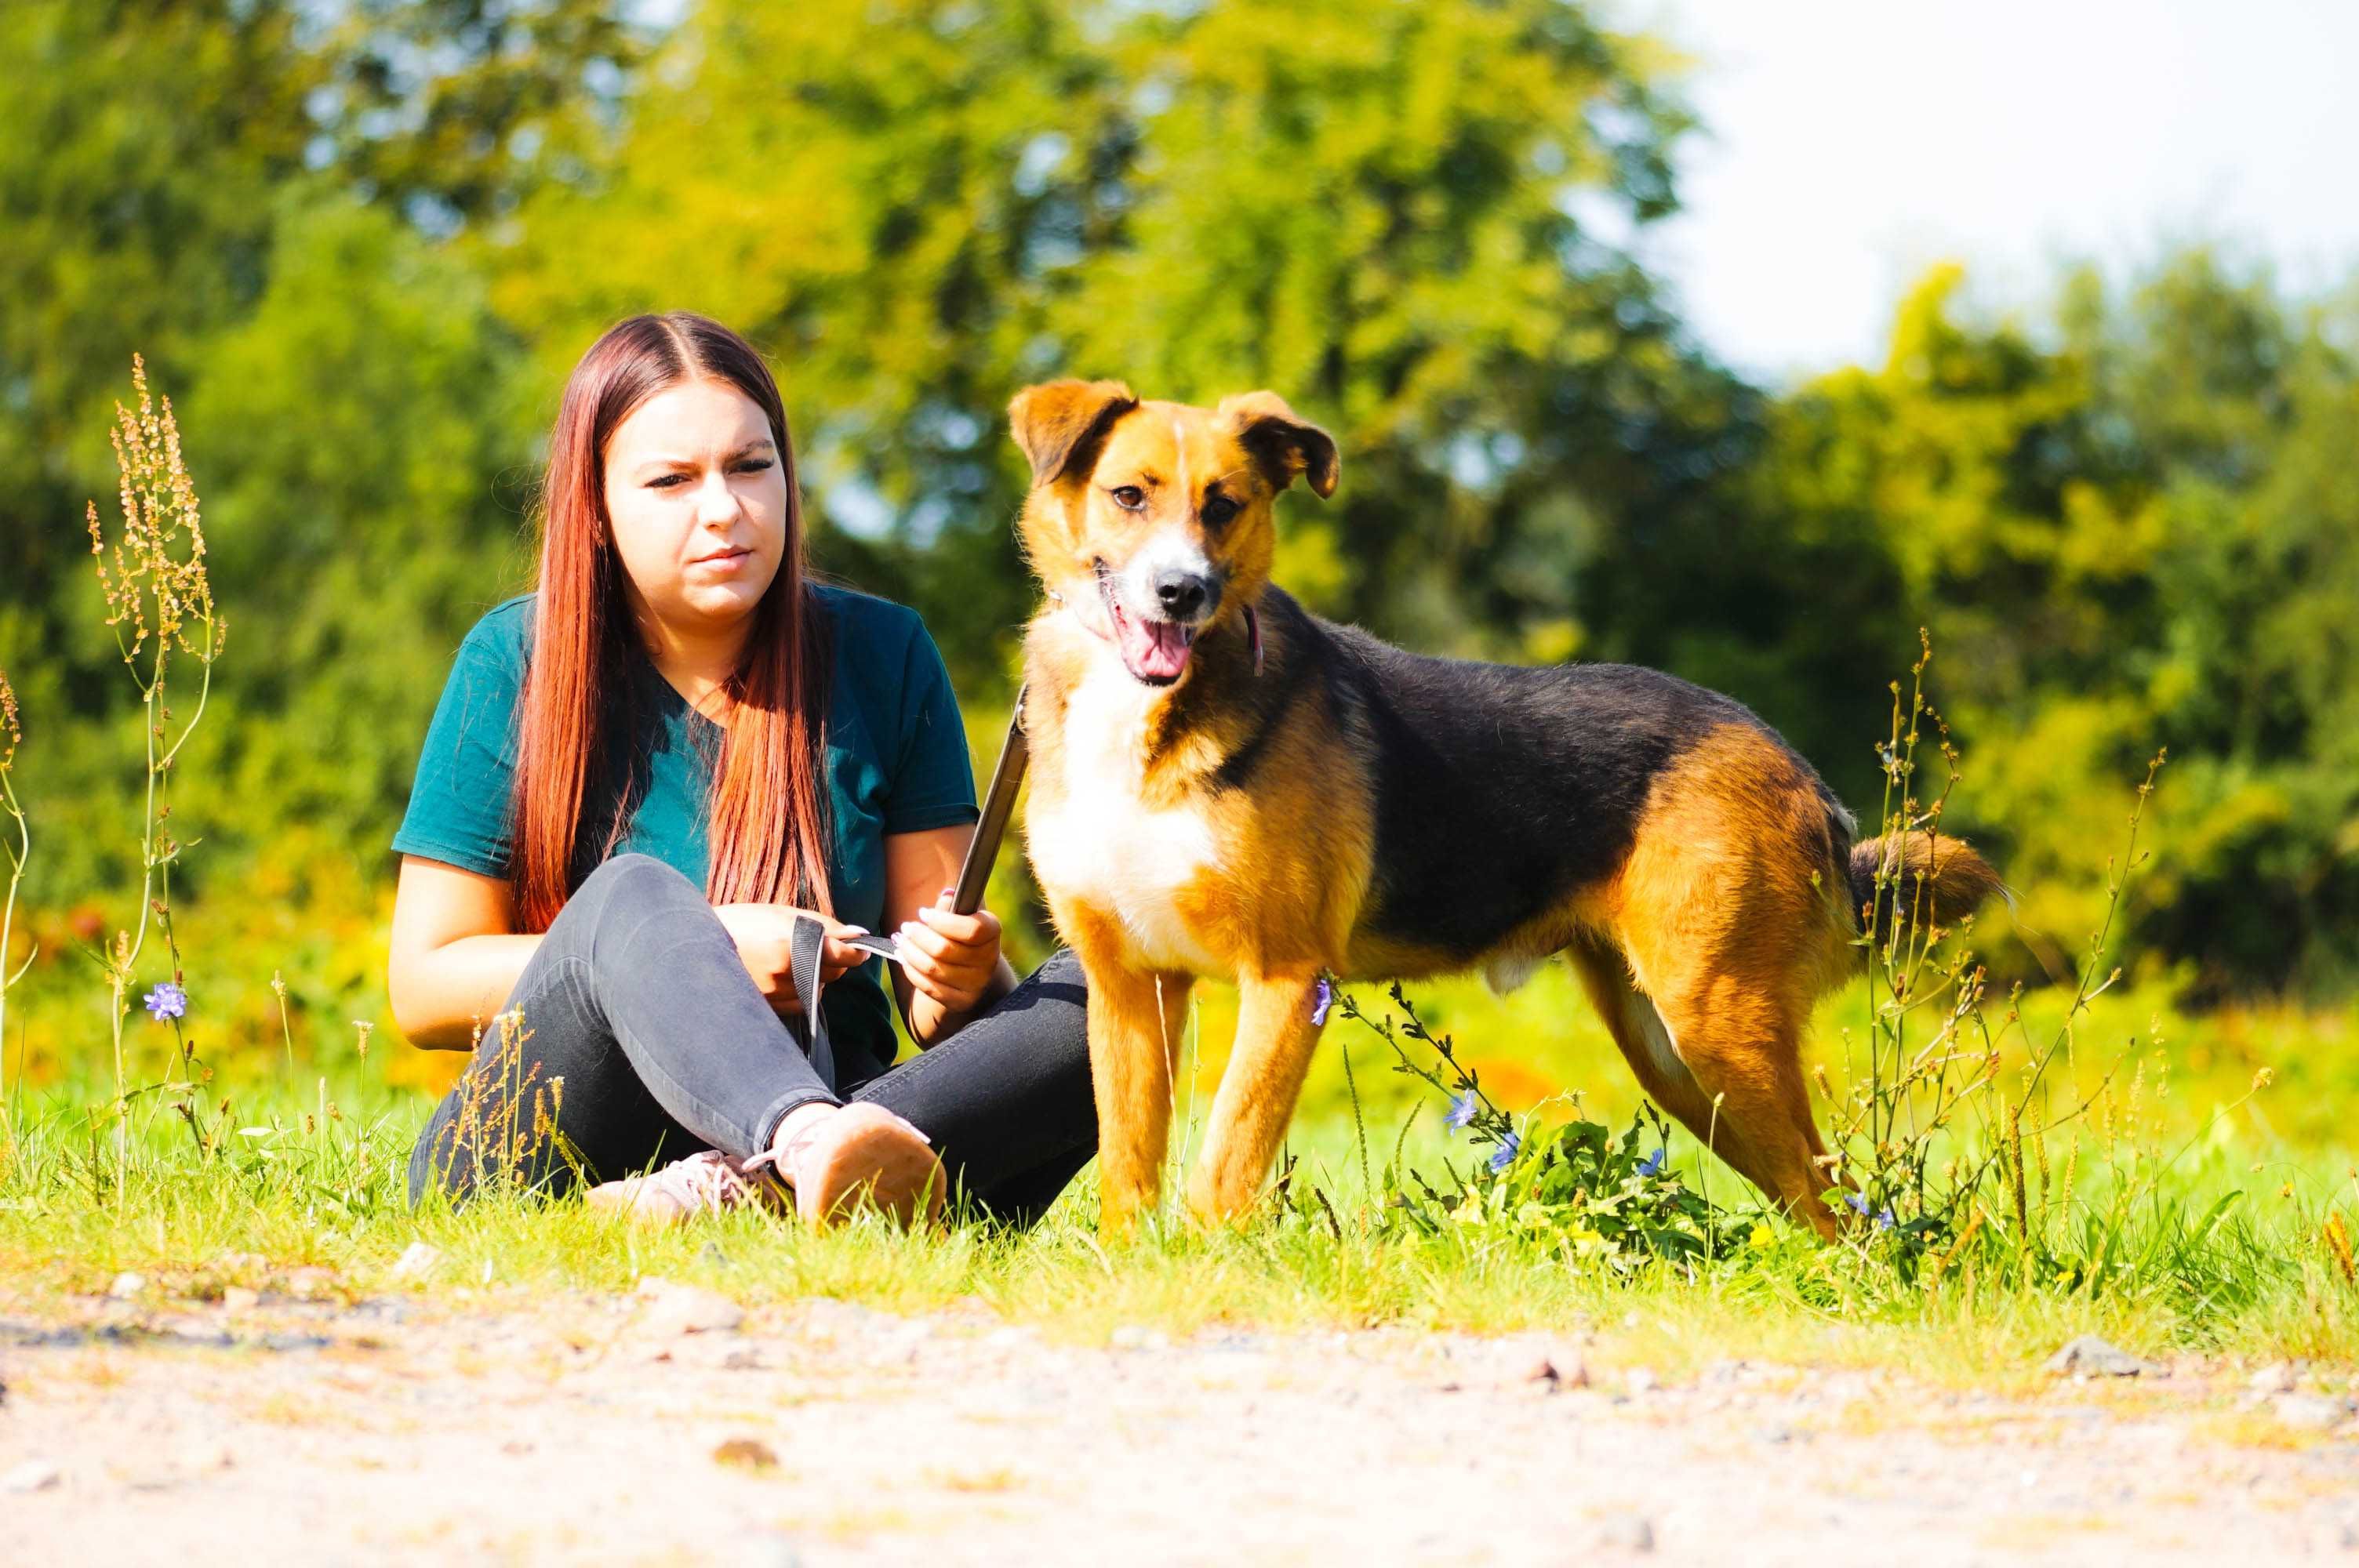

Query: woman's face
601 377 789 639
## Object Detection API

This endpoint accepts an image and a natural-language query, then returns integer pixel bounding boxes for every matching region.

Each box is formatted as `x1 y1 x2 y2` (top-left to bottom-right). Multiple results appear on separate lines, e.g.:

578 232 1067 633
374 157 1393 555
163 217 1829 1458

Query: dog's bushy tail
1847 831 2003 946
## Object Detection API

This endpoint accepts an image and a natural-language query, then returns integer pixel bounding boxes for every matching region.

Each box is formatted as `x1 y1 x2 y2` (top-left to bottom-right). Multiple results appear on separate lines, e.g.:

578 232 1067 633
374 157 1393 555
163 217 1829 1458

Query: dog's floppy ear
1216 390 1339 499
1008 379 1138 488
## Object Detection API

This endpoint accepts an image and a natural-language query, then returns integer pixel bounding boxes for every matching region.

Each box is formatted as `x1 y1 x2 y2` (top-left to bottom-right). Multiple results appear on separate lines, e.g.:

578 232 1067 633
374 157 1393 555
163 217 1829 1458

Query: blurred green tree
491 0 1729 681
0 0 319 700
1764 258 2359 995
0 0 2350 1003
307 0 660 232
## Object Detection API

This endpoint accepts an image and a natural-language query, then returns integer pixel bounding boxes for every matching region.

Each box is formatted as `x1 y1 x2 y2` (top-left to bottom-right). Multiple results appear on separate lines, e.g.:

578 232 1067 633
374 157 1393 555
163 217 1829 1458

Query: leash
836 684 1033 971
786 909 838 1090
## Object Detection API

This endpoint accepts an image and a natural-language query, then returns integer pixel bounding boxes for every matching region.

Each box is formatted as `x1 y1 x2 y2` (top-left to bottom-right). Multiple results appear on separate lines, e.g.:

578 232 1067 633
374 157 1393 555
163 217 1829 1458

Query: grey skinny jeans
408 854 1096 1224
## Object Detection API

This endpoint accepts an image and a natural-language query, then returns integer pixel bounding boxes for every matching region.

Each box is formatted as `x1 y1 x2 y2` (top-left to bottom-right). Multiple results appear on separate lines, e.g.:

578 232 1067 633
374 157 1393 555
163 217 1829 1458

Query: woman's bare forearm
903 953 1020 1048
388 933 543 1051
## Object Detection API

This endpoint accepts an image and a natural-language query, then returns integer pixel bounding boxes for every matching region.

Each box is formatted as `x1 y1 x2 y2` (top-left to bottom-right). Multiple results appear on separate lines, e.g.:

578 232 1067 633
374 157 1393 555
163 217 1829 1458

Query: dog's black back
1214 588 1847 964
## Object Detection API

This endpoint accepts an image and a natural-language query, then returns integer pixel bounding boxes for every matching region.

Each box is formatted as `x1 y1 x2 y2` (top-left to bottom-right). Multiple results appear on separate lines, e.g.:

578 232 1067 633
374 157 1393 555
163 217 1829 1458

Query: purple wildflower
143 981 187 1022
1874 1207 1896 1232
1488 1132 1521 1174
1845 1192 1871 1218
1309 975 1334 1027
1446 1092 1480 1131
1637 1148 1666 1178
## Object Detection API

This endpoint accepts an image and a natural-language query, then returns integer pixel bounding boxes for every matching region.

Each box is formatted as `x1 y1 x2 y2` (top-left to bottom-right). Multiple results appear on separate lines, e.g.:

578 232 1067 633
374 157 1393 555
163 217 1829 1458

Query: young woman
387 312 1092 1227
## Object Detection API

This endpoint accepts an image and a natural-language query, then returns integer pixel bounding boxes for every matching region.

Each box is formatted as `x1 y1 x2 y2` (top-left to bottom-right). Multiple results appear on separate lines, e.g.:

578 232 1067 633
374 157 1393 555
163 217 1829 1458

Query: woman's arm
387 854 872 1050
386 855 541 1050
881 822 1017 1047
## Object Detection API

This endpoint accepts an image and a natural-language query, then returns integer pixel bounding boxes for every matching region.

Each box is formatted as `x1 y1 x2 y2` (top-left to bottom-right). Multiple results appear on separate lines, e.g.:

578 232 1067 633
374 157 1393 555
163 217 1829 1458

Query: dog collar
1045 586 1263 677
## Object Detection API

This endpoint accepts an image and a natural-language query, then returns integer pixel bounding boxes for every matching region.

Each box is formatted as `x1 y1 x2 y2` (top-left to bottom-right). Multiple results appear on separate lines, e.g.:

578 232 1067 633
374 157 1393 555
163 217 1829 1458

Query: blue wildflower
1637 1148 1666 1178
1309 975 1333 1027
143 982 187 1022
1845 1192 1871 1218
1446 1092 1480 1131
1874 1207 1896 1232
1488 1132 1521 1174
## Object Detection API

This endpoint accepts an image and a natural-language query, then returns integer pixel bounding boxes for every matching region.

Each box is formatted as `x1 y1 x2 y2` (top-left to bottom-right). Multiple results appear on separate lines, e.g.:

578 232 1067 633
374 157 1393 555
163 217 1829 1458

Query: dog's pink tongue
1118 614 1194 680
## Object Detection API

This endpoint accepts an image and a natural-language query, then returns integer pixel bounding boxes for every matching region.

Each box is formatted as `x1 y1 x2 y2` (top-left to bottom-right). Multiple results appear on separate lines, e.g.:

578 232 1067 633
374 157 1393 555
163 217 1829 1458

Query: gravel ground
5 1281 2357 1566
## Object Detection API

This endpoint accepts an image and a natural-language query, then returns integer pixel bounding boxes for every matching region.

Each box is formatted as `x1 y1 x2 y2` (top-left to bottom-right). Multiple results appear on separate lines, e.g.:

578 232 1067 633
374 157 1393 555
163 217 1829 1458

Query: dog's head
1009 379 1337 687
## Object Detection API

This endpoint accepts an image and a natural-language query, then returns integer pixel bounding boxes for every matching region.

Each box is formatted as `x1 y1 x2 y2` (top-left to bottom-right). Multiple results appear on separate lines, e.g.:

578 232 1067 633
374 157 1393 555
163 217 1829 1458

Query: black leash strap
789 909 835 1091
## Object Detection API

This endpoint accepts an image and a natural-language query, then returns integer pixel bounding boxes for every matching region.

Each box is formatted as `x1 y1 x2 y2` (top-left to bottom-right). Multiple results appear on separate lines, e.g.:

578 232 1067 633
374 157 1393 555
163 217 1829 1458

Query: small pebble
106 1272 145 1301
2247 1361 2301 1396
389 1242 444 1281
638 1276 745 1335
2042 1334 2156 1377
2271 1393 2353 1432
1598 1512 1656 1553
2 1459 60 1493
283 1267 336 1301
222 1286 260 1313
713 1437 779 1471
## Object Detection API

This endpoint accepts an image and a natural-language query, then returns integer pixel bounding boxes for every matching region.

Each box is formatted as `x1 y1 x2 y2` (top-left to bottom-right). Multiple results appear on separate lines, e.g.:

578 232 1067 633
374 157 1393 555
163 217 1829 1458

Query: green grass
5 964 2357 1381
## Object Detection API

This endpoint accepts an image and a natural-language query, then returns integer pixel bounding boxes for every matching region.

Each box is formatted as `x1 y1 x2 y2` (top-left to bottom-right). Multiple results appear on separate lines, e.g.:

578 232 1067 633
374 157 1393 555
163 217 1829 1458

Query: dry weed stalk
85 355 224 1194
0 669 28 1166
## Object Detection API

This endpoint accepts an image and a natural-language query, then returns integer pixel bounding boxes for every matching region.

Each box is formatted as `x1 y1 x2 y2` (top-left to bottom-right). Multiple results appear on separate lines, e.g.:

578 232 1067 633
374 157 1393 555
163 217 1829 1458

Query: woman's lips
690 547 752 568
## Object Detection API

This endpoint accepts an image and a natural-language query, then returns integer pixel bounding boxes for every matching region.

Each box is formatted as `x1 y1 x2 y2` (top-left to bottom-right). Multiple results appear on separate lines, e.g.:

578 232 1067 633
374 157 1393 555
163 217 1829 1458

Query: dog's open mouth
1097 563 1196 684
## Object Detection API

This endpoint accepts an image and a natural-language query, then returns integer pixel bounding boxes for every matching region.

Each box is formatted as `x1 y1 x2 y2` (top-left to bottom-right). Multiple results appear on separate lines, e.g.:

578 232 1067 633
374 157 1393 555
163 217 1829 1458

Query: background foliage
3 0 2356 1091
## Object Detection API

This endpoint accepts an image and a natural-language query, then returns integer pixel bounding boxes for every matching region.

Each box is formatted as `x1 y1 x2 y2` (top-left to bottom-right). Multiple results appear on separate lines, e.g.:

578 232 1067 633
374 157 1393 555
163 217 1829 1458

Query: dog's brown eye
1201 495 1240 527
1109 485 1146 511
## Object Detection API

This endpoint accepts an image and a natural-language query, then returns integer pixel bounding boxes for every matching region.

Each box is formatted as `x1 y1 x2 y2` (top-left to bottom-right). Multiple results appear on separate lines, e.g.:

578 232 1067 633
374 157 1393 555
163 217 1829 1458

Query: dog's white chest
1030 661 1225 974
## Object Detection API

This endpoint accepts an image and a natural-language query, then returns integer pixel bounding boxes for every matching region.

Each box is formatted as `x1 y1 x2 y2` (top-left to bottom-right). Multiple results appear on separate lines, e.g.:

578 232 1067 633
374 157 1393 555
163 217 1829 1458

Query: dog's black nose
1153 568 1215 620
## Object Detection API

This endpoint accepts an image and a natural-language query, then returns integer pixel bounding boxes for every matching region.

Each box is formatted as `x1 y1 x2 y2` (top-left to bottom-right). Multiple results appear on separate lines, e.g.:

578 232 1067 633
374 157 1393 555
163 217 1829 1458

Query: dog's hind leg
1645 978 1837 1238
1598 930 1839 1238
1570 939 1835 1235
1566 941 1721 1145
1585 933 1840 1225
1187 967 1327 1223
1597 726 1850 1236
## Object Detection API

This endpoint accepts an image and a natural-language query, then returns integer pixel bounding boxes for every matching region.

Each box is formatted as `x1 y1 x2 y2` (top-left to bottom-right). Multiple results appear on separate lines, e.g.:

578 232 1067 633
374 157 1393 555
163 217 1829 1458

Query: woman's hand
713 903 869 1014
894 889 1004 1015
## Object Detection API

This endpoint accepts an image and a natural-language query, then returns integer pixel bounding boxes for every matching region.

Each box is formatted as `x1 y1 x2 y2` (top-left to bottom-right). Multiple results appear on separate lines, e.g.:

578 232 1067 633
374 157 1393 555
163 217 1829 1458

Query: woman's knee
565 852 703 927
1038 949 1089 1023
580 851 698 900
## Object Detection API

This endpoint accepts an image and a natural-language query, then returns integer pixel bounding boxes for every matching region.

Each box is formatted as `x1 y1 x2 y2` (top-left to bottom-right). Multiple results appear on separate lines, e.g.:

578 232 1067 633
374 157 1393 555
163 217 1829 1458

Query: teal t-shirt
391 583 980 1075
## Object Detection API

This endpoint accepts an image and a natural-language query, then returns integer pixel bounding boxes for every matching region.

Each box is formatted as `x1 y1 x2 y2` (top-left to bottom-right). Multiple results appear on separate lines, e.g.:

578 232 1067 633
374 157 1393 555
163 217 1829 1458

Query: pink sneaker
585 1150 785 1225
765 1104 946 1229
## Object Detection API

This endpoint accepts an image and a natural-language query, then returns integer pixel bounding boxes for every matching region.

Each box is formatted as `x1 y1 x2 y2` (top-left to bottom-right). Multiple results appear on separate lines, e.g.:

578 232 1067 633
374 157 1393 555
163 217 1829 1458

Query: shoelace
647 1149 769 1214
741 1120 825 1197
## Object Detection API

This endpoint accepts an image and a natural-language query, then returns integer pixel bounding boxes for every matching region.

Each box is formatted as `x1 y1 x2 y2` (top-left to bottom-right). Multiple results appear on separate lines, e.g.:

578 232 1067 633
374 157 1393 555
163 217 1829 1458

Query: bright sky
1629 0 2359 382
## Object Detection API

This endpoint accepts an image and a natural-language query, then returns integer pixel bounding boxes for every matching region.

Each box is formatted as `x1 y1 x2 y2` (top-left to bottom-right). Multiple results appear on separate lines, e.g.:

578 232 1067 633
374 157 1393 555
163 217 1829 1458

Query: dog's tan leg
1606 727 1852 1239
1645 988 1839 1239
1187 968 1325 1222
1567 942 1722 1140
1572 939 1840 1234
1069 924 1192 1236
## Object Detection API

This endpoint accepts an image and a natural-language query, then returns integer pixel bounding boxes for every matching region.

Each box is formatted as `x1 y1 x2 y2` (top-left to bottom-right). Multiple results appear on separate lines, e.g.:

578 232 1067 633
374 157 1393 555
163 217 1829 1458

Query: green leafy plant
1321 980 1730 1269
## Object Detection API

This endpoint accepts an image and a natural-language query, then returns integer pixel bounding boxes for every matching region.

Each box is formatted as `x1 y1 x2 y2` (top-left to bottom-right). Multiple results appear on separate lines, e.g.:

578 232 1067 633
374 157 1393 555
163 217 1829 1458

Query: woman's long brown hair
509 312 833 932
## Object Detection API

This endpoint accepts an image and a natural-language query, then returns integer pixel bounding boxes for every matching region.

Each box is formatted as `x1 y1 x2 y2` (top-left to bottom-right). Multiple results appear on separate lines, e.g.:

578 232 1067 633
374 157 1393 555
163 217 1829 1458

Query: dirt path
4 1284 2355 1565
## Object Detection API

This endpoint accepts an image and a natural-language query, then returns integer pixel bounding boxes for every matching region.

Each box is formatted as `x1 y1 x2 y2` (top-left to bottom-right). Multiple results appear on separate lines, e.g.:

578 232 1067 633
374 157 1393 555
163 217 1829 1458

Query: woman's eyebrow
631 439 776 474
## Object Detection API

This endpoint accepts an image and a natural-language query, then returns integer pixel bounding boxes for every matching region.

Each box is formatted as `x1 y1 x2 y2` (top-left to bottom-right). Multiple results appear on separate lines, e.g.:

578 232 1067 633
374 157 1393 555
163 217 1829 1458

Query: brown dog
1008 379 1999 1238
